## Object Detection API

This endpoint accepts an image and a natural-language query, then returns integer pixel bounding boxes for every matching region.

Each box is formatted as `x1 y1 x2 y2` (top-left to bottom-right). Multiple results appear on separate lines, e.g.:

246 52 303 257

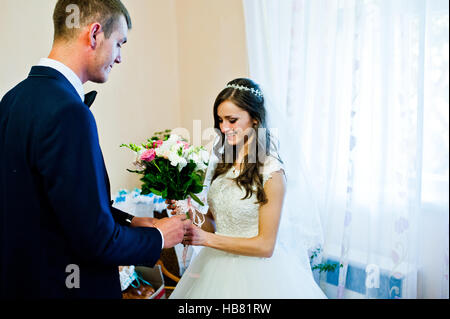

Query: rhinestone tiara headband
225 84 263 98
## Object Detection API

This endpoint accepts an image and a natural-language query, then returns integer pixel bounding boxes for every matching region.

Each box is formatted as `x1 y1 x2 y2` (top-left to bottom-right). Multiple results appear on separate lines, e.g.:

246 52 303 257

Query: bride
169 78 326 299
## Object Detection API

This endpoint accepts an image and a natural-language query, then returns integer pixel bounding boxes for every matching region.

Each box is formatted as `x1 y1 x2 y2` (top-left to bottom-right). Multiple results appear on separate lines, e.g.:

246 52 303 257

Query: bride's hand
183 223 208 246
166 199 183 216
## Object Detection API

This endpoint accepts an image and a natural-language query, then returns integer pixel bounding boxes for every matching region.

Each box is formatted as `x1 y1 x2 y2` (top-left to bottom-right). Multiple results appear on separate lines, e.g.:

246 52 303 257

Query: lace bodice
206 156 284 238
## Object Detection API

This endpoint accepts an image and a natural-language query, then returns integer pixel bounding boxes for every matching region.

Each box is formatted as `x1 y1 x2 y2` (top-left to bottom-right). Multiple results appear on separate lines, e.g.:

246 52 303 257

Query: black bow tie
84 91 97 108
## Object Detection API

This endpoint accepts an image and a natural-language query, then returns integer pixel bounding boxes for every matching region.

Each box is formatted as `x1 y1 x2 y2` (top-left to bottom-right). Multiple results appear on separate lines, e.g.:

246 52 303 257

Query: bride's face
217 100 257 146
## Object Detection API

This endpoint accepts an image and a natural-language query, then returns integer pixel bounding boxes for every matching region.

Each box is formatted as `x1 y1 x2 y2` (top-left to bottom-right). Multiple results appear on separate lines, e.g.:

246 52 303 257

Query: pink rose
141 149 156 162
153 140 163 148
177 141 189 149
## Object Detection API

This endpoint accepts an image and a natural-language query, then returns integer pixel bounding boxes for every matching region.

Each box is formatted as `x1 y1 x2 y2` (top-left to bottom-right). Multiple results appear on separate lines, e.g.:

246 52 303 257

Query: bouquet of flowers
121 130 209 266
120 130 209 219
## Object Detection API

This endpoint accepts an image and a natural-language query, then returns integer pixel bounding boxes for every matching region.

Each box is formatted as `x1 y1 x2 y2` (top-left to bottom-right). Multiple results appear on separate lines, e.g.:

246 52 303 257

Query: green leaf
126 169 144 174
189 192 204 206
150 188 162 196
311 262 341 274
182 178 194 192
190 183 204 194
120 143 141 152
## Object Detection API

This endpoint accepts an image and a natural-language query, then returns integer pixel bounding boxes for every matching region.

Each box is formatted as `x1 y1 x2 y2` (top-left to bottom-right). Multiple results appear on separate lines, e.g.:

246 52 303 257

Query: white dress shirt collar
37 58 85 102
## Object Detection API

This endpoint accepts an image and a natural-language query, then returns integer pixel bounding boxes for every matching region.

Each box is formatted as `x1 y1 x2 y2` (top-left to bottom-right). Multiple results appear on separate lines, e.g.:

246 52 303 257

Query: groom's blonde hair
53 0 132 41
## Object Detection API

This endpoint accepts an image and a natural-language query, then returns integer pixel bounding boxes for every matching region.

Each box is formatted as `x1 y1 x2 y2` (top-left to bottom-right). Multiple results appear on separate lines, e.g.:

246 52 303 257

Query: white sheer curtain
243 0 325 271
243 0 449 299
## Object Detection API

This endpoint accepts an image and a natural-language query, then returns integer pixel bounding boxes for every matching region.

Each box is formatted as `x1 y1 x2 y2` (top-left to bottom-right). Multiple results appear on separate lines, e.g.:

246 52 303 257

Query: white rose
168 151 187 171
155 146 170 159
200 149 209 163
188 151 200 164
177 158 188 171
196 161 207 171
167 134 181 143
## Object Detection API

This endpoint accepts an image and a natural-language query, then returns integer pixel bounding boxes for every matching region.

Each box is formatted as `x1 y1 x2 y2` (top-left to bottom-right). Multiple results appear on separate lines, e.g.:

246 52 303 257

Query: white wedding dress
169 155 327 299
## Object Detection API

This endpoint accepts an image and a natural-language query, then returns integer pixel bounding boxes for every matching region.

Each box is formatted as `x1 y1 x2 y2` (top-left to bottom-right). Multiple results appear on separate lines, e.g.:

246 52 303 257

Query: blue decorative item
130 271 153 288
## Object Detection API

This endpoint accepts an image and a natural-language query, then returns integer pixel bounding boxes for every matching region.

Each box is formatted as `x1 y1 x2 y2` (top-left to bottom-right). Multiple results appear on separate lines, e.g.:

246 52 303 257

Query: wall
0 0 55 92
86 0 182 192
175 0 249 148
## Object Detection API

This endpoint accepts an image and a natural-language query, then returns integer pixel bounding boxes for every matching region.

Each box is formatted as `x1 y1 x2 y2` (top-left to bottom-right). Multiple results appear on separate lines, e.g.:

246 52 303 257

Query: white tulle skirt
169 245 327 299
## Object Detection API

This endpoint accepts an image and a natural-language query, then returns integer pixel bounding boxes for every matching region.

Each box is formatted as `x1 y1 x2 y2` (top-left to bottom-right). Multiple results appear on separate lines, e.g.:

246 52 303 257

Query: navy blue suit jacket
0 66 162 299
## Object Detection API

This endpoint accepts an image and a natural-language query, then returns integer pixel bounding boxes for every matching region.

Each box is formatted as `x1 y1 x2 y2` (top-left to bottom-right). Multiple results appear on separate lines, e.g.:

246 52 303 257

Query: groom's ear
88 23 103 49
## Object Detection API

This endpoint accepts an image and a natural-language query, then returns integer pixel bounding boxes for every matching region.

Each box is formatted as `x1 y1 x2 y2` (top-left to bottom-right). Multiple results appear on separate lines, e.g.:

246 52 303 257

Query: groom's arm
110 203 134 226
110 204 166 248
36 102 163 266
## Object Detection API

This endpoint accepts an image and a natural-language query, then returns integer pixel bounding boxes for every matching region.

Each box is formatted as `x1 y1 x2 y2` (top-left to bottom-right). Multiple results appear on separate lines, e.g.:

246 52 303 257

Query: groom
0 0 189 298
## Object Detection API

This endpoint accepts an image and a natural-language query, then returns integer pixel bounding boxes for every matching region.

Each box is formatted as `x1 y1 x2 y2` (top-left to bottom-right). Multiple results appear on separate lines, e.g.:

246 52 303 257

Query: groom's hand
153 215 191 249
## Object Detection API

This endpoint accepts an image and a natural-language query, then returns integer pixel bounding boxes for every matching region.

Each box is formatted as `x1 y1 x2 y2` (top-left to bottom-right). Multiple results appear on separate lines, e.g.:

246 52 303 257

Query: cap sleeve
260 155 285 186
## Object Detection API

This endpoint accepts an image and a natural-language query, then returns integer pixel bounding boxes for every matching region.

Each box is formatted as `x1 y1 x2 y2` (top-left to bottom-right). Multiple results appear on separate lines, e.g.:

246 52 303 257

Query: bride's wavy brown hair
212 78 281 205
